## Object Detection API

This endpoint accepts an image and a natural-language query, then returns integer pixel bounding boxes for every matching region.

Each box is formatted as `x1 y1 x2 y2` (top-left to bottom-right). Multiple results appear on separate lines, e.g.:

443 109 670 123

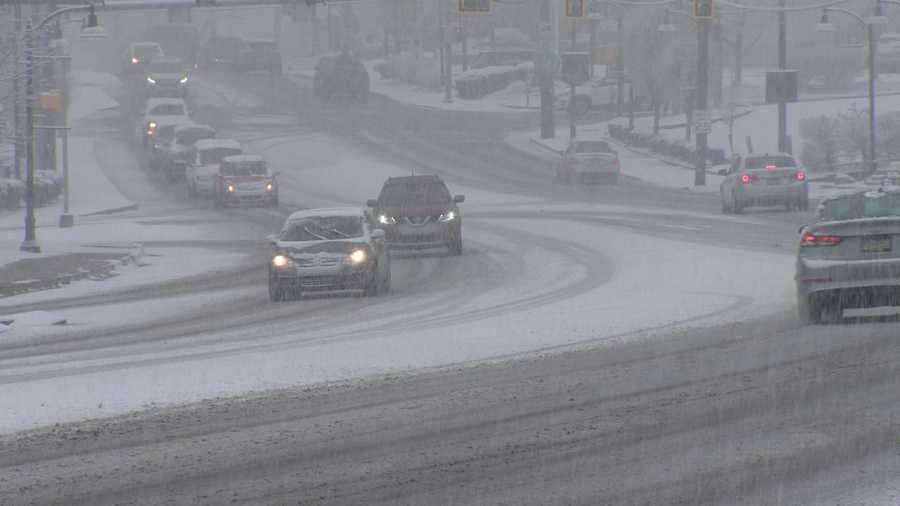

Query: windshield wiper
303 226 328 241
328 228 351 238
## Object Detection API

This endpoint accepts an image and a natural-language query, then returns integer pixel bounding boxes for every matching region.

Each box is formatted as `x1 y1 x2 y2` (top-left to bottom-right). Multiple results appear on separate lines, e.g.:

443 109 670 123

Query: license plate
861 236 892 253
766 177 784 185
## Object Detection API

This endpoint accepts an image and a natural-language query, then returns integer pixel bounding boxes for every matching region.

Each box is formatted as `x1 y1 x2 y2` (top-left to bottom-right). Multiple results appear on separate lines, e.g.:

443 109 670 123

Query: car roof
194 139 241 150
286 207 366 222
175 123 214 133
385 175 444 185
222 154 265 164
146 97 186 108
148 57 183 65
131 41 162 49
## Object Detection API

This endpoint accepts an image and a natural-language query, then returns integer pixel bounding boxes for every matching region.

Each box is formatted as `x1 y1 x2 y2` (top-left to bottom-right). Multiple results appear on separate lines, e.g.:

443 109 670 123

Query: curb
80 202 139 217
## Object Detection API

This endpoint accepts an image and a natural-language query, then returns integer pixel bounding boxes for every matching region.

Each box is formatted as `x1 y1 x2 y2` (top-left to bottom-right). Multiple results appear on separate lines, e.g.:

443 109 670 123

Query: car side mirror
266 233 278 246
367 199 378 208
454 195 465 203
371 229 385 240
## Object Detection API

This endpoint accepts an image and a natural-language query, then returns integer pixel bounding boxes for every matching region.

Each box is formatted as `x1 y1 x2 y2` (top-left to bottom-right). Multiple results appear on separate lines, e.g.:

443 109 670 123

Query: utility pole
868 12 877 175
616 12 624 116
777 0 787 153
695 13 710 186
539 0 554 138
13 0 22 179
21 22 40 253
443 0 453 103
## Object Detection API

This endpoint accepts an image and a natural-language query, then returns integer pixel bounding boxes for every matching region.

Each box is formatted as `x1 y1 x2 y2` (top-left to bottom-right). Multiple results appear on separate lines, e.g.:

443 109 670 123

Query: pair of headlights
225 183 274 193
272 249 367 268
146 76 189 84
378 211 455 225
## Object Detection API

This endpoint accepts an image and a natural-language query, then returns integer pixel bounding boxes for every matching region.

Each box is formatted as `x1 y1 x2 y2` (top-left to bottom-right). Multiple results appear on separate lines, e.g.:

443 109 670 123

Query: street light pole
13 0 22 179
694 16 709 186
21 21 39 253
777 0 787 153
868 3 879 176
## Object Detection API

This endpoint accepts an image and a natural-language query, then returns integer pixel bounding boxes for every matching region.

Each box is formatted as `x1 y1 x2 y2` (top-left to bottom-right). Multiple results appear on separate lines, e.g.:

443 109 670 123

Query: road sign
692 0 714 20
565 0 585 18
588 0 605 19
459 0 490 14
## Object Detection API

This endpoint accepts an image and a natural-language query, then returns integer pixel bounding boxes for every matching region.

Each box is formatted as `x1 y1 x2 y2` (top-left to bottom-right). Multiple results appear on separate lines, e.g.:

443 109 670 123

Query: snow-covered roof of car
194 139 241 151
222 154 265 164
145 97 186 109
174 123 214 133
286 207 365 222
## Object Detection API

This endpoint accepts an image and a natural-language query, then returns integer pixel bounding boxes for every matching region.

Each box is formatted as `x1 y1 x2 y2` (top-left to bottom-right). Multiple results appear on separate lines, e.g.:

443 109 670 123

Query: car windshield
200 148 242 164
380 182 451 206
148 61 184 73
282 216 364 241
575 141 612 153
176 129 214 145
156 125 178 142
221 161 267 176
134 45 161 58
149 104 185 116
745 156 796 169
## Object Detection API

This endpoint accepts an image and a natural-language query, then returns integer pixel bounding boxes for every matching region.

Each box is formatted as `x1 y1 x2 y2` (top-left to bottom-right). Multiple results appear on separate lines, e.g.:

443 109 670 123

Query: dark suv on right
368 175 464 255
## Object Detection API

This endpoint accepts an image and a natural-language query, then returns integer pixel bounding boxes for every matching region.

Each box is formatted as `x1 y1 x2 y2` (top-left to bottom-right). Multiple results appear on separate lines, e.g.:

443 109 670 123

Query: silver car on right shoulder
796 189 900 324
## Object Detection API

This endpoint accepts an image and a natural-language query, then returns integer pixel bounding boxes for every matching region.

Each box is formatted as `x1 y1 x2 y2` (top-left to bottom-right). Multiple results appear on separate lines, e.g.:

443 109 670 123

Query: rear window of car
200 148 242 164
745 156 796 169
282 216 364 241
149 104 185 116
380 182 451 206
575 141 612 154
134 45 162 58
221 161 267 176
149 61 183 73
176 128 214 145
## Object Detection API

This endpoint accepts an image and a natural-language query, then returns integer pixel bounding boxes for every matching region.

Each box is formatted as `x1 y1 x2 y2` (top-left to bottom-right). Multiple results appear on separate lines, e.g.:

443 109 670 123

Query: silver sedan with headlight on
267 208 391 301
797 189 900 323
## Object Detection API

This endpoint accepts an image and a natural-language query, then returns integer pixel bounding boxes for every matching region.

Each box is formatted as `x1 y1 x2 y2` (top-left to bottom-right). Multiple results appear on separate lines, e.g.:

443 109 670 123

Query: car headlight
438 210 456 222
179 75 188 84
227 184 235 193
148 121 157 129
266 182 274 191
146 76 156 84
272 254 291 267
348 249 367 264
131 57 139 64
378 214 396 225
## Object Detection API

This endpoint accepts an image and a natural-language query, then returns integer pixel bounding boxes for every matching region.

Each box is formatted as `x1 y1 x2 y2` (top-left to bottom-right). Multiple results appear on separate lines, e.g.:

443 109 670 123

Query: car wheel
732 192 743 214
364 269 380 296
798 296 821 324
721 193 731 214
449 234 463 256
268 271 285 302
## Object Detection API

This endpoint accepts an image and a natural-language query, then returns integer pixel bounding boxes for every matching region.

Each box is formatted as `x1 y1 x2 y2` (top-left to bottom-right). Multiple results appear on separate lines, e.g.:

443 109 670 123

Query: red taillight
801 233 842 246
193 63 199 70
740 174 751 184
796 170 807 182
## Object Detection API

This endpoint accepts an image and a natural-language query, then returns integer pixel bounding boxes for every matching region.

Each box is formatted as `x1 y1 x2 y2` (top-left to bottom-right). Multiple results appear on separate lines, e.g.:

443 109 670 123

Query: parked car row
0 172 61 211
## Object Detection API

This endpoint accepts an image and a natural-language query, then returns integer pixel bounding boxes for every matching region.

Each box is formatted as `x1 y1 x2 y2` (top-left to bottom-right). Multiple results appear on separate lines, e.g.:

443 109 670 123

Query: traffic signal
565 0 585 18
458 0 490 14
692 0 714 19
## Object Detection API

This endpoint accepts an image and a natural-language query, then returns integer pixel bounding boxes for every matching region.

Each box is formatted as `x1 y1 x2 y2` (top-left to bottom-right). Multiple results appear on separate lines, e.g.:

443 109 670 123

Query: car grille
403 216 434 226
299 276 339 288
294 257 340 268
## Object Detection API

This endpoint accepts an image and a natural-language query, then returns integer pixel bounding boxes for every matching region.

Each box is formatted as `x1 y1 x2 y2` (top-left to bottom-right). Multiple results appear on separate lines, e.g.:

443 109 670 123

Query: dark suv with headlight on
367 175 464 255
